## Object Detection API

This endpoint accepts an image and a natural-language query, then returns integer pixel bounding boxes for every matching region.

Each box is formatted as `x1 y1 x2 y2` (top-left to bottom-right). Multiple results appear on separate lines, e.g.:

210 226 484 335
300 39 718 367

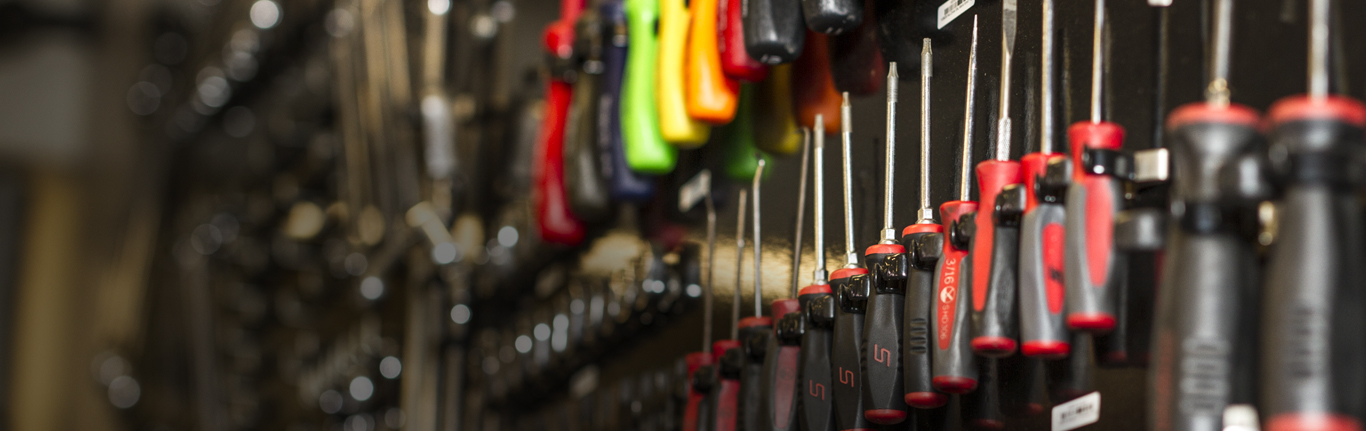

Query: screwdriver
1017 0 1068 360
686 0 740 124
795 115 836 431
931 15 979 394
678 170 719 431
737 160 771 431
895 39 948 409
760 130 810 431
704 186 751 431
859 63 908 424
535 0 588 246
741 0 804 65
723 86 770 181
718 0 768 82
827 0 883 95
968 0 1023 358
620 0 678 173
564 4 611 222
792 32 841 132
601 0 658 199
799 0 859 36
1260 0 1366 429
1149 0 1263 428
830 92 873 431
963 358 1003 429
1063 0 1124 334
754 65 805 156
658 0 711 146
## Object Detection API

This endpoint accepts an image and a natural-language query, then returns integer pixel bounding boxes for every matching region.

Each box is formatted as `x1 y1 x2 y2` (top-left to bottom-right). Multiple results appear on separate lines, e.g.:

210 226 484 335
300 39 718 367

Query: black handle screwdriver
931 16 980 395
708 187 752 431
742 0 805 65
760 130 811 431
1017 0 1069 359
860 62 908 424
739 160 772 431
1063 0 1126 334
799 0 860 36
830 93 874 431
1149 0 1264 428
1260 0 1366 429
893 39 948 410
796 115 837 431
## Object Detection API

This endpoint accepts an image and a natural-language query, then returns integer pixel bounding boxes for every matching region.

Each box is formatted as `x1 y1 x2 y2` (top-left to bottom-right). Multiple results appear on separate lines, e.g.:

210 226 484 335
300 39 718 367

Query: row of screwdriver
509 0 1366 428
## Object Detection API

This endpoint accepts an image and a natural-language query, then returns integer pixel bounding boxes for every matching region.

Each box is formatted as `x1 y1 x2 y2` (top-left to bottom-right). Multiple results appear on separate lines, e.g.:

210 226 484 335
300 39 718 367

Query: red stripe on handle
971 160 1022 312
533 80 587 245
935 201 977 351
718 0 768 81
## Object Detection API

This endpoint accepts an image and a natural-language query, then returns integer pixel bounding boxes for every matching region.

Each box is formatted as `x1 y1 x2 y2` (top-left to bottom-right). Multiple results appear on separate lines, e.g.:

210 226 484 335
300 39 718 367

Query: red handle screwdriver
534 0 589 245
760 131 811 431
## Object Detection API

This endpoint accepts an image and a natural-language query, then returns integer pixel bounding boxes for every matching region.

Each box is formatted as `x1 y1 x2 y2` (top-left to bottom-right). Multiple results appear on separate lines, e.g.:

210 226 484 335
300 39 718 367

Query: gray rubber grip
1018 203 1069 356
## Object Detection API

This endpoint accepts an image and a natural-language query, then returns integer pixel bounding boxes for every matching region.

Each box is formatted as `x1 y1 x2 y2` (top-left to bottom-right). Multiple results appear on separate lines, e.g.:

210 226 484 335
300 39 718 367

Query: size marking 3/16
1052 391 1101 431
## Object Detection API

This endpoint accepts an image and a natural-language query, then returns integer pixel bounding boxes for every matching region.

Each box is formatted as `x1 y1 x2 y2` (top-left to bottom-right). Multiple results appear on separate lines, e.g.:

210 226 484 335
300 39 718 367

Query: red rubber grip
903 223 944 236
718 0 768 82
865 243 905 256
1021 152 1064 211
713 339 744 361
800 283 833 295
863 409 906 425
931 376 977 394
739 316 774 328
1167 102 1261 130
683 352 716 431
1267 94 1366 128
1067 121 1125 180
1265 413 1365 431
533 80 587 245
904 392 948 408
830 267 869 281
1021 340 1070 359
971 160 1022 313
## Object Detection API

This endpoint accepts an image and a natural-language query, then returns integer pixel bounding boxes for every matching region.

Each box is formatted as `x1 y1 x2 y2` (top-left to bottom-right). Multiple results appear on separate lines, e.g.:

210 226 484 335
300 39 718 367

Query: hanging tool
963 358 1003 429
1063 0 1125 333
969 0 1023 357
859 63 907 424
658 0 711 146
621 0 678 173
830 92 873 431
603 0 661 197
800 0 860 35
793 32 842 132
678 170 719 431
737 160 772 431
686 0 740 124
893 39 948 409
723 86 771 181
741 0 804 65
1150 0 1264 428
564 4 612 222
794 115 836 431
704 187 750 431
1017 0 1069 359
1261 0 1366 429
931 16 979 394
999 355 1047 418
827 0 883 95
754 65 805 156
1047 332 1093 402
761 130 810 431
535 0 589 246
718 0 768 82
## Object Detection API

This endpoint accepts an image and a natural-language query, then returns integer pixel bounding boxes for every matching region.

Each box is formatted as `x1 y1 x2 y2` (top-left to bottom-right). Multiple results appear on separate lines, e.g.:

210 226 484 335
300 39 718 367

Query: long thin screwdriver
796 116 836 431
704 190 749 431
830 93 873 431
931 15 979 394
761 132 811 431
738 160 771 431
680 169 718 431
969 0 1024 357
861 63 909 424
1260 0 1366 429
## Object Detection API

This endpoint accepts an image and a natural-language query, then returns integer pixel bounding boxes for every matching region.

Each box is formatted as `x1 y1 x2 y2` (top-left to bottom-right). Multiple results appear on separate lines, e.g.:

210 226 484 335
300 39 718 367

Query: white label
1052 391 1101 431
936 0 974 29
1148 0 1172 6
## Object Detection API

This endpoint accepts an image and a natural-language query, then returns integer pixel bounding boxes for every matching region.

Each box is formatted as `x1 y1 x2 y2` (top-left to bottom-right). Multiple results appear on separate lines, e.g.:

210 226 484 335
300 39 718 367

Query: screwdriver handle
763 300 802 431
723 86 770 181
863 243 909 421
792 32 841 131
826 0 883 95
969 160 1023 356
711 340 743 431
535 79 589 245
798 286 837 431
719 0 769 82
601 0 658 199
931 201 979 394
1047 332 1093 403
684 352 716 431
1018 153 1070 358
739 318 773 431
618 0 677 176
799 0 860 35
1000 354 1047 418
686 0 740 124
658 0 711 145
1260 95 1366 431
741 0 804 64
1064 121 1125 332
963 358 1004 430
753 65 804 155
829 268 872 431
901 225 948 408
564 9 611 222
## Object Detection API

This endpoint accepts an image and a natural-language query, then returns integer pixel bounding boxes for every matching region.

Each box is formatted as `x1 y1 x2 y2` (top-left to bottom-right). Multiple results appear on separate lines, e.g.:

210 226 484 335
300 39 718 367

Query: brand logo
873 344 891 367
838 367 855 386
937 256 961 349
808 381 825 400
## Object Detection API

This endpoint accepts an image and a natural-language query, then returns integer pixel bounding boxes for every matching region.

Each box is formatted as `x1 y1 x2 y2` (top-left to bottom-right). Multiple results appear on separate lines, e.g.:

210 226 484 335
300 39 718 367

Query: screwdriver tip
888 62 898 78
842 92 850 106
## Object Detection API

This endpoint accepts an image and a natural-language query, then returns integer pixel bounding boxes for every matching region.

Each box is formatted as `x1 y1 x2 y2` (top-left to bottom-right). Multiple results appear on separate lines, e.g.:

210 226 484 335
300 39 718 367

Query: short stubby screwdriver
894 39 948 409
796 116 837 431
830 93 874 431
1064 0 1125 334
969 0 1024 357
930 16 980 395
760 131 811 431
859 62 908 424
1260 0 1366 430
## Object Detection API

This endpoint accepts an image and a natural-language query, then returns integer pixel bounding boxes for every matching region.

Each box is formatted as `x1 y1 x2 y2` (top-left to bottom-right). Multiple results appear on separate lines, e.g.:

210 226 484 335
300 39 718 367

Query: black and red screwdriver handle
1064 122 1126 332
711 340 743 431
797 284 837 431
899 224 947 408
931 201 978 394
863 243 909 422
1260 96 1366 431
1149 103 1262 431
963 358 1004 430
739 317 773 431
970 161 1024 357
535 0 589 246
684 352 716 431
829 268 872 431
1018 154 1070 358
742 0 805 65
763 301 802 431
